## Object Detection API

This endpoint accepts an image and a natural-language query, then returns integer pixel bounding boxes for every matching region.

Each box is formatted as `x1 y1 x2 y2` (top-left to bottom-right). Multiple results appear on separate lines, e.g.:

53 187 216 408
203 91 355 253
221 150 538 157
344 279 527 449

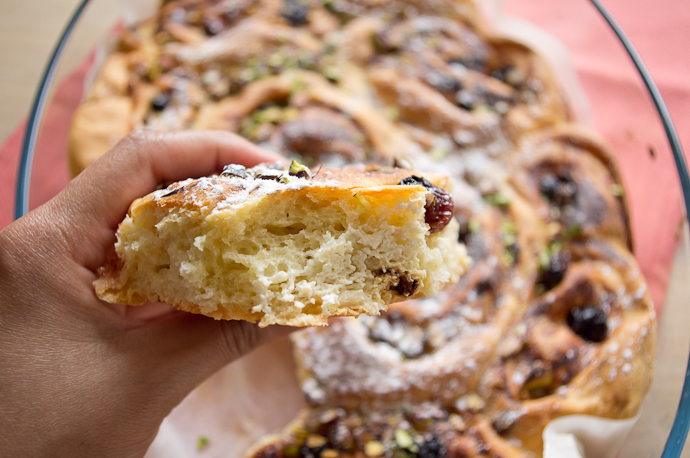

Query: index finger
50 130 285 270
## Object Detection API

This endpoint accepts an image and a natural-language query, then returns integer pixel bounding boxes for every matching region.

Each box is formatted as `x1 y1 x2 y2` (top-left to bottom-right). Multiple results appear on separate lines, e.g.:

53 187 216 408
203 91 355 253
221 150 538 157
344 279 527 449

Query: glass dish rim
13 0 690 455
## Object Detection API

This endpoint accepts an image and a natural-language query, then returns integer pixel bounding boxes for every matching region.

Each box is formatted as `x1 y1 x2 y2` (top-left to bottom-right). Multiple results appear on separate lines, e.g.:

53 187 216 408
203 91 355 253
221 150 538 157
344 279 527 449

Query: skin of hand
0 131 292 458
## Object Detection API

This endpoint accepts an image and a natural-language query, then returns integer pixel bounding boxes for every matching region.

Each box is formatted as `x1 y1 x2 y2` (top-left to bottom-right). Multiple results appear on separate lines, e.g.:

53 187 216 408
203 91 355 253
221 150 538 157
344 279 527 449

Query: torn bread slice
94 163 470 326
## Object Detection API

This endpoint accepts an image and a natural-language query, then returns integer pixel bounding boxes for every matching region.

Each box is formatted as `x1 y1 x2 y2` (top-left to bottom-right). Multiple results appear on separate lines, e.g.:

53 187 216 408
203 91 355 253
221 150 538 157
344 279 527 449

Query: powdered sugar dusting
151 163 337 212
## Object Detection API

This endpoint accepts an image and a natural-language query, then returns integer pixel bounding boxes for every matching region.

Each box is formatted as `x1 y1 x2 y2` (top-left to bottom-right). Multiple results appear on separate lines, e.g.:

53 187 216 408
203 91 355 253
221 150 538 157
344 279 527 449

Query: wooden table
1 0 688 456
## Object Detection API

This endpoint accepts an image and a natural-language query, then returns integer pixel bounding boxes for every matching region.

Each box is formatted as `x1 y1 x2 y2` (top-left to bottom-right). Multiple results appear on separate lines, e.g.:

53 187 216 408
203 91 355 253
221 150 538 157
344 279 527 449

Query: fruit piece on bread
94 162 470 326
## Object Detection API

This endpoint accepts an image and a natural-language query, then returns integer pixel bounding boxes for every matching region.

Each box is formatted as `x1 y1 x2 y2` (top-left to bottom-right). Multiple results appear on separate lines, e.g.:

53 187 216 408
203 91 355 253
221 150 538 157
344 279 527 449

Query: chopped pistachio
468 218 480 233
515 322 527 336
298 52 315 68
429 147 449 162
545 222 561 237
365 441 385 457
611 183 624 197
196 436 210 451
565 224 583 238
254 106 284 124
548 240 562 255
550 206 561 220
370 31 385 53
502 249 515 266
284 444 300 457
523 370 554 395
385 106 400 120
502 233 516 247
454 393 485 413
449 413 466 432
267 52 285 68
283 106 300 121
353 193 372 212
322 66 340 81
501 219 517 235
289 159 312 179
538 249 550 269
394 429 414 449
290 78 306 94
535 283 545 296
483 192 511 207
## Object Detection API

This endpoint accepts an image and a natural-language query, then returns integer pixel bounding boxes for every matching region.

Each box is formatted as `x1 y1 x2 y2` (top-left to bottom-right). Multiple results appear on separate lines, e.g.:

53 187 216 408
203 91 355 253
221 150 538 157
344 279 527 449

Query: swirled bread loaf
70 0 655 455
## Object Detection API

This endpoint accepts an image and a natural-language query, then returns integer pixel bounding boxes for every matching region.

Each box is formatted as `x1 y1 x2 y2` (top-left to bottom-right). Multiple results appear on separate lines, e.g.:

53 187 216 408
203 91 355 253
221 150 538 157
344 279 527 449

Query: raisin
567 305 607 343
151 92 171 111
475 277 495 295
425 71 462 96
455 90 475 110
295 171 310 179
281 0 309 25
539 172 577 207
537 252 571 292
492 410 521 434
299 444 325 458
457 220 470 245
491 66 511 82
399 176 454 234
417 436 447 458
393 274 420 297
539 173 558 200
203 16 225 36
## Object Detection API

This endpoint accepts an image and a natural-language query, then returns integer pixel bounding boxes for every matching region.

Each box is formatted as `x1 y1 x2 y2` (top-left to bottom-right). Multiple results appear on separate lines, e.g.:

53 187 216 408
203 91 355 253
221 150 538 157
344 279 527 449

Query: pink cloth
1 0 688 311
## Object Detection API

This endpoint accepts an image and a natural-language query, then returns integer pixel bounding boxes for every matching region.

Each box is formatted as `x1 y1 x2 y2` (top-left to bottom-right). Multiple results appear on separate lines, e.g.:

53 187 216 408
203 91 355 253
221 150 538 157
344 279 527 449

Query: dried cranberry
151 92 171 111
281 0 309 25
537 252 571 292
567 305 607 343
399 176 454 234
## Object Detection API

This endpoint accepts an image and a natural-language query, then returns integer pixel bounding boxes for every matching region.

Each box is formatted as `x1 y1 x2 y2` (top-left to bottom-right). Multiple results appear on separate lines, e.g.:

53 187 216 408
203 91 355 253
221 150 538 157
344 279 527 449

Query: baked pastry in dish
68 0 656 455
249 129 655 457
94 164 469 326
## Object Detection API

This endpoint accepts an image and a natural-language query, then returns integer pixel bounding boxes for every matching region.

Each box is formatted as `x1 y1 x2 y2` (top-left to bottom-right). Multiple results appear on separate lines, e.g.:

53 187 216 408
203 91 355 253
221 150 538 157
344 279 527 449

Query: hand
0 131 291 458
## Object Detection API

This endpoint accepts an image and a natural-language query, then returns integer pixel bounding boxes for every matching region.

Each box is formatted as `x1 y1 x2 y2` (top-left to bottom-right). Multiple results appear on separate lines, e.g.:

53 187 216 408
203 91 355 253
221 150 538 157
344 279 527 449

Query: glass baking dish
14 0 690 456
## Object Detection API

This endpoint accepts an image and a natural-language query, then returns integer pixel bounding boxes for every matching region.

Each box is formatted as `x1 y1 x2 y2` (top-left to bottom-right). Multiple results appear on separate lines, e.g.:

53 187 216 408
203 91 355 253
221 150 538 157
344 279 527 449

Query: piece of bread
94 164 469 326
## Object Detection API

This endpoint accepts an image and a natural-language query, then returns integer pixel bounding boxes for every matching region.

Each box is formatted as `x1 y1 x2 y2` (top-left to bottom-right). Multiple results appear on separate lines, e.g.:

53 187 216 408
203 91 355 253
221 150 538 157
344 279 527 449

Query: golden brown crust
94 165 465 327
68 96 132 176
